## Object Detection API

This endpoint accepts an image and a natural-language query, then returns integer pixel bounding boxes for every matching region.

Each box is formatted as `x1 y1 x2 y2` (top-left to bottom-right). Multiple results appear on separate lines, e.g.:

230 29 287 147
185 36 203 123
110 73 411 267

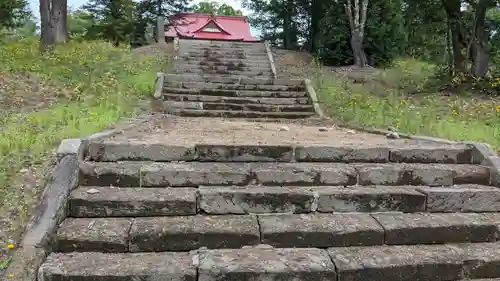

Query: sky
28 0 261 35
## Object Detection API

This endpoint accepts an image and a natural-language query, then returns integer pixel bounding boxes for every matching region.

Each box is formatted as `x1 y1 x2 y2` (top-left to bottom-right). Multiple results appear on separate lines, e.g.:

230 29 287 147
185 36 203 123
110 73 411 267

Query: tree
39 0 69 49
68 9 97 40
192 1 243 16
0 0 30 29
83 0 136 46
345 0 369 67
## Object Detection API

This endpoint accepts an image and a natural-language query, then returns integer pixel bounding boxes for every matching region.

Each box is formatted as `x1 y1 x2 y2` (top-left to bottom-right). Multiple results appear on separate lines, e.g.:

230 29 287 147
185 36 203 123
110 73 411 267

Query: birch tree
345 0 368 67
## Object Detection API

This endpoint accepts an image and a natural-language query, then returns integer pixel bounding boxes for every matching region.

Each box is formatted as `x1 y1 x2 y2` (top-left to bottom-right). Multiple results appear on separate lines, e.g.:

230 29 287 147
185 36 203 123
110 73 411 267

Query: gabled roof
165 13 259 42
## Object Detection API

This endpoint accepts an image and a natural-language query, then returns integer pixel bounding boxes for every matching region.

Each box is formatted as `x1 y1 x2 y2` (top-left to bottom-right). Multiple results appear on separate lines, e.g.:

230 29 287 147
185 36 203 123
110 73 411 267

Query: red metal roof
165 13 260 42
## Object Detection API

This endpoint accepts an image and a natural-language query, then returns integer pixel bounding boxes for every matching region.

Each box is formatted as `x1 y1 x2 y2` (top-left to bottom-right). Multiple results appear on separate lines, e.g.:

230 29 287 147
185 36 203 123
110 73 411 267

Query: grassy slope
273 49 500 151
0 37 167 269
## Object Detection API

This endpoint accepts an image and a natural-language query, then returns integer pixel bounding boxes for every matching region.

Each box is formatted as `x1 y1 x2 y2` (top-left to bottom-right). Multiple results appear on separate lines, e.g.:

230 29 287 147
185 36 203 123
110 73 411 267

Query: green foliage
0 0 30 29
313 59 500 149
68 9 98 40
82 0 136 46
192 1 243 16
0 37 163 235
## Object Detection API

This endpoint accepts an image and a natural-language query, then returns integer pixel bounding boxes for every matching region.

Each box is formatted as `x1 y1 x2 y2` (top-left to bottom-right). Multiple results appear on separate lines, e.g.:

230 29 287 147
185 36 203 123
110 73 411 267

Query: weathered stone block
129 215 260 252
79 162 142 187
252 163 356 186
197 248 336 281
69 187 197 217
328 244 464 281
356 164 456 186
56 218 131 252
315 186 426 213
140 162 250 187
417 184 500 212
38 252 197 281
295 146 390 163
452 164 490 185
468 142 496 164
258 213 384 248
87 141 195 161
372 213 497 245
194 144 293 162
389 146 471 164
461 242 500 279
482 156 500 187
199 186 315 214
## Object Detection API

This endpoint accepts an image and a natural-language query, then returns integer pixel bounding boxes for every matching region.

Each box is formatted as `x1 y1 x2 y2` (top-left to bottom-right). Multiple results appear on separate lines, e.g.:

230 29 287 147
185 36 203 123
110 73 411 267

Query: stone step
69 185 500 216
164 73 304 86
175 64 271 73
180 53 269 60
178 58 270 67
179 39 265 47
163 87 308 98
180 48 268 55
173 68 272 77
166 82 305 92
180 40 265 48
86 142 471 163
78 161 490 187
164 102 314 113
55 213 500 252
39 243 500 281
170 108 317 119
163 94 310 105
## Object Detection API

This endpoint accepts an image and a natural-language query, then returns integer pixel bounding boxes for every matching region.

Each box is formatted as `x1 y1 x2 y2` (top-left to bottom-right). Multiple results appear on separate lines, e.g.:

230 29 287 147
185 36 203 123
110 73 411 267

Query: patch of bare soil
109 115 435 146
0 72 72 115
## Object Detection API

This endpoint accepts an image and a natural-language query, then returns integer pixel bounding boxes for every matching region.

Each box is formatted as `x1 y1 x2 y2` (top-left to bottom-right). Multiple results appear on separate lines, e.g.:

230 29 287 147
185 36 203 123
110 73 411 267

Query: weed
0 37 164 262
312 59 500 151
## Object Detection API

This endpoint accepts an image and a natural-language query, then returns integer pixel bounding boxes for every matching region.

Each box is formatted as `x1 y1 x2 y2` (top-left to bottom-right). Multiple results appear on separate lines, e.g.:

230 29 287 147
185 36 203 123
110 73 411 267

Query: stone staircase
155 39 317 118
38 135 500 281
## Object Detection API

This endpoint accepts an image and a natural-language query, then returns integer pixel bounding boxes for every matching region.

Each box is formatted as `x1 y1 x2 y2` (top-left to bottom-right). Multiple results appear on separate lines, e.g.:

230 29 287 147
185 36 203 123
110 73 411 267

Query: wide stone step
86 142 471 163
78 161 490 187
180 40 264 47
55 213 500 252
38 243 500 281
164 73 304 86
166 102 314 113
181 53 269 60
165 82 305 92
171 108 316 119
175 64 271 73
181 48 268 56
163 87 308 98
69 185 500 216
173 68 272 77
163 94 310 105
179 58 270 67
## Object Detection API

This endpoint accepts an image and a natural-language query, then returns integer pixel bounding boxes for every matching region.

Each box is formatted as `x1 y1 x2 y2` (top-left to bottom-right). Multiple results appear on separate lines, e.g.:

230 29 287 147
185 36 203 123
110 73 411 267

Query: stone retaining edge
264 41 277 79
2 115 159 280
2 155 79 281
153 72 165 99
304 79 325 118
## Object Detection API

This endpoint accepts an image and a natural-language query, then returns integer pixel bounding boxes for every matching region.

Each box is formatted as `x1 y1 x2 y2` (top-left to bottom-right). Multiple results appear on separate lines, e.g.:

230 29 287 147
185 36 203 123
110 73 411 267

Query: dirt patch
0 72 72 115
109 115 436 146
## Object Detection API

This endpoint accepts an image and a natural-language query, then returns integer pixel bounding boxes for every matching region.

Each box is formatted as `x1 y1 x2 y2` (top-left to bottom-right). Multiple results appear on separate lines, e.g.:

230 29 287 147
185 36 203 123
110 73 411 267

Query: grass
0 36 165 267
312 58 500 151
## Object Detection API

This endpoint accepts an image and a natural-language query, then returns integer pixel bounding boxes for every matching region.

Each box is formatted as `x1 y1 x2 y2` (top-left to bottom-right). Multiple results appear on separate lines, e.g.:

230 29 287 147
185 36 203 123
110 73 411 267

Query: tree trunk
441 0 466 73
345 0 369 67
468 0 494 77
39 0 68 51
